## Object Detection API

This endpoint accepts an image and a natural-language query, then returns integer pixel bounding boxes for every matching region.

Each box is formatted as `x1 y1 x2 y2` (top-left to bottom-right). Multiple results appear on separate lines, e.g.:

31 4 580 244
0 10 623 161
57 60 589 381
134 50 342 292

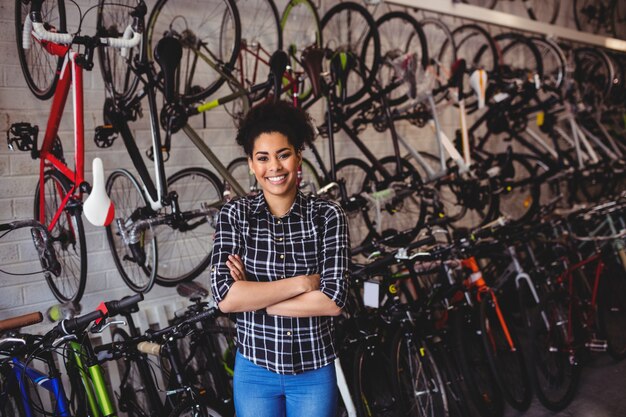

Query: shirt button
278 237 283 241
286 331 291 336
280 254 284 259
277 220 282 224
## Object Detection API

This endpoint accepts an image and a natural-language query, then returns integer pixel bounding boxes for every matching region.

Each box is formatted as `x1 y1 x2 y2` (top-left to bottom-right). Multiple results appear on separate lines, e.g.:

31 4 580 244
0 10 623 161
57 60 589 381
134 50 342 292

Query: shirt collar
249 191 306 219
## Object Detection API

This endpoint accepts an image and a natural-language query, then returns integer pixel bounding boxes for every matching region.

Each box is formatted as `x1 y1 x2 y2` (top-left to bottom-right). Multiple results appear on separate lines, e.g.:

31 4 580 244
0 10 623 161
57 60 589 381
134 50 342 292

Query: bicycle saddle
83 158 115 227
448 58 467 100
154 36 183 103
301 46 325 98
469 68 488 109
330 51 356 103
269 50 289 101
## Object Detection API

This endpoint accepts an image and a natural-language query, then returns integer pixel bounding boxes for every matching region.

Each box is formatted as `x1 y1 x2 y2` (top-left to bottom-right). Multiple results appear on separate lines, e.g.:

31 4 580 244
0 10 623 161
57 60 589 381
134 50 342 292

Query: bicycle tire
96 0 142 101
155 167 223 286
451 24 500 113
146 0 241 103
429 337 474 417
529 292 581 411
525 0 561 24
280 0 322 103
479 292 532 411
15 0 66 100
491 152 541 224
418 17 457 104
574 0 615 35
320 1 381 104
0 365 26 417
168 398 224 417
494 32 544 98
352 339 399 417
451 307 504 417
233 0 283 103
368 155 426 244
111 328 155 417
334 157 376 249
448 165 498 229
34 169 87 303
105 169 158 293
574 47 616 106
598 257 626 360
391 329 448 417
530 37 566 93
374 11 429 107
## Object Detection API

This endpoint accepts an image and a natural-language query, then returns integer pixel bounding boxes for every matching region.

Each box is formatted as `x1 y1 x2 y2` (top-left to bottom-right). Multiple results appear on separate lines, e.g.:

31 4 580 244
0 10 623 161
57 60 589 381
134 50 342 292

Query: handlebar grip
32 22 74 45
0 312 43 333
59 310 104 335
106 293 144 316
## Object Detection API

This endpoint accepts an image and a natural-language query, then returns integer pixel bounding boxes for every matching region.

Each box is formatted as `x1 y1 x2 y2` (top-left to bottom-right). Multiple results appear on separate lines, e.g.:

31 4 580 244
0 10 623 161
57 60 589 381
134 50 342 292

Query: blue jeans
233 351 337 417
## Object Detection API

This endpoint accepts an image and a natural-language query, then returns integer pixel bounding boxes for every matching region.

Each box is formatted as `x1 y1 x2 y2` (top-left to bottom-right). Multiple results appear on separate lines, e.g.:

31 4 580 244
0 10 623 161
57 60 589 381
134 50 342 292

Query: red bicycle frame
37 41 86 233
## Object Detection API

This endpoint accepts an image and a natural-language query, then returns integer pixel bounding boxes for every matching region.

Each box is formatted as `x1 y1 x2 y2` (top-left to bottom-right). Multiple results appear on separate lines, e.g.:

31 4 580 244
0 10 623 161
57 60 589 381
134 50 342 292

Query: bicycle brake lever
90 319 126 334
52 334 78 348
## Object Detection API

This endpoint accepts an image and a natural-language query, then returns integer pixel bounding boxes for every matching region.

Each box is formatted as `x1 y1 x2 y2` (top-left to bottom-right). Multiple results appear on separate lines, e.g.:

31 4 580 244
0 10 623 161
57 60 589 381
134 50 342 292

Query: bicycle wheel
280 0 322 102
525 0 560 24
391 329 448 417
155 167 223 285
530 37 566 93
146 0 241 103
97 0 141 100
320 1 381 104
111 328 153 417
447 168 497 229
492 152 540 223
451 24 500 113
15 0 66 100
419 17 457 104
374 11 428 106
599 257 626 360
367 155 426 244
34 170 86 303
334 158 375 249
529 292 581 411
574 0 615 35
495 33 543 99
479 292 532 411
451 307 504 417
352 340 399 417
233 0 282 103
574 47 616 106
106 169 157 293
0 365 25 417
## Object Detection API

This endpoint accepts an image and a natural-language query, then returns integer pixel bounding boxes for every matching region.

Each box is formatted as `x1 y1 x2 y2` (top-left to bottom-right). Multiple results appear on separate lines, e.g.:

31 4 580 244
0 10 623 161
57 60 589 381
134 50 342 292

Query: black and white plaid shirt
210 191 350 374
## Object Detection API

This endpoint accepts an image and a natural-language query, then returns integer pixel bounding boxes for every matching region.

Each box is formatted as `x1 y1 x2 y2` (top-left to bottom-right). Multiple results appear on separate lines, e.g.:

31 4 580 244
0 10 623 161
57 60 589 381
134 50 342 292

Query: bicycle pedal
7 122 38 152
585 338 607 352
94 125 118 148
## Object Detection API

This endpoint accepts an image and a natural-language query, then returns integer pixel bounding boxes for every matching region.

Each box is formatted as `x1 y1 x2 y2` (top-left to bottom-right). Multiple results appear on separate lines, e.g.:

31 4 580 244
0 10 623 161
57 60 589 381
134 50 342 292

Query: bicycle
0 293 143 417
9 0 143 303
461 0 561 24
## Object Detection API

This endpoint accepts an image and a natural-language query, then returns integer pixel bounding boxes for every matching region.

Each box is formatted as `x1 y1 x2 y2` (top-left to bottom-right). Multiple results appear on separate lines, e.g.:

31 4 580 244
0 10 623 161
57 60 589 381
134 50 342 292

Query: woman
210 100 350 417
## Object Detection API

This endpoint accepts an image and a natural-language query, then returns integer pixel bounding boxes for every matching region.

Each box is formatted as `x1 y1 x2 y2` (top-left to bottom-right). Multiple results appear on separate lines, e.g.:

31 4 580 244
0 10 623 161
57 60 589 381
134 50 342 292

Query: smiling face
248 132 302 211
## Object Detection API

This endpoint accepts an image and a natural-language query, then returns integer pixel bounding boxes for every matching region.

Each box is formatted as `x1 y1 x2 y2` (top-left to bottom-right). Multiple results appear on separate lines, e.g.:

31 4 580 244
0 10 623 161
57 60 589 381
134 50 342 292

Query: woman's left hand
227 254 247 281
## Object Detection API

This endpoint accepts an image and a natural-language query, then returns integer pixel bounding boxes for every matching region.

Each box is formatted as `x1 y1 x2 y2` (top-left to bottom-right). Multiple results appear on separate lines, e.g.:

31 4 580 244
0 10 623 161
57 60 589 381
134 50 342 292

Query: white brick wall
0 0 602 322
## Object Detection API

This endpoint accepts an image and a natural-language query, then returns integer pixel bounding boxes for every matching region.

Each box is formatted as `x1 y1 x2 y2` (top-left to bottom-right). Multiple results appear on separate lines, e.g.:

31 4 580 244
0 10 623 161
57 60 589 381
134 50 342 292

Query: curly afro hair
235 100 316 156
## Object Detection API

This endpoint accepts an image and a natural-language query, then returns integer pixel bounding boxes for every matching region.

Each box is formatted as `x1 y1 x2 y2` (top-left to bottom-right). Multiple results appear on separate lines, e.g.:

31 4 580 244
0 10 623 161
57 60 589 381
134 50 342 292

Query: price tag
363 281 380 308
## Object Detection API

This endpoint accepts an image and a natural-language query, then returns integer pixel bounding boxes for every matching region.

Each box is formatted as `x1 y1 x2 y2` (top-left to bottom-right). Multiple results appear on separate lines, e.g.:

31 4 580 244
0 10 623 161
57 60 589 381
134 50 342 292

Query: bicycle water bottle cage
269 50 288 101
301 46 325 99
7 122 38 153
94 125 117 148
154 36 183 103
448 59 467 100
330 51 356 104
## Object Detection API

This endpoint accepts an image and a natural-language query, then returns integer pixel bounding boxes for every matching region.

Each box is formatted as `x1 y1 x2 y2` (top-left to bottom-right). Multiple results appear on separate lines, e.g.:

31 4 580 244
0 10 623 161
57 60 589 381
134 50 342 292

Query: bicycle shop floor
505 353 626 417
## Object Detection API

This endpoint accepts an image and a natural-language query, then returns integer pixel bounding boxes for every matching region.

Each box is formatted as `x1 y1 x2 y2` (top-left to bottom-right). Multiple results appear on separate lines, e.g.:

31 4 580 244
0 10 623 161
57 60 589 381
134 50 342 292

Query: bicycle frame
35 44 86 232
